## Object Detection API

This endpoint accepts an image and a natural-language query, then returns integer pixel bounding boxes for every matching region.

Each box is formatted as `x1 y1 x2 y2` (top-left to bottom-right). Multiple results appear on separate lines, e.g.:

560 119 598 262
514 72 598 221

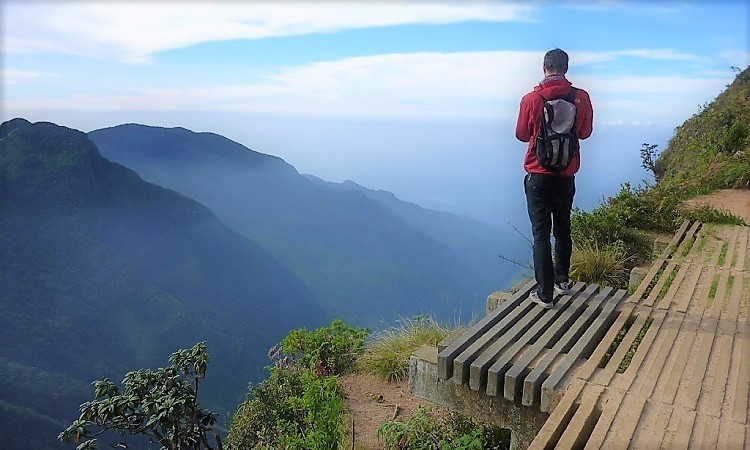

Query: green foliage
280 319 369 376
656 267 679 300
708 274 721 305
655 67 750 189
600 317 634 369
58 342 221 450
376 408 510 450
680 205 747 226
573 68 750 276
640 143 659 175
227 364 342 450
358 316 452 382
228 320 368 449
618 316 654 373
570 183 655 258
570 241 629 288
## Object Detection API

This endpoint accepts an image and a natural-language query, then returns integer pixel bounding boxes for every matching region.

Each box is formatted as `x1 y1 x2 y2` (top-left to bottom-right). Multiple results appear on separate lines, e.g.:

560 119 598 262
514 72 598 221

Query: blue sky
2 1 748 225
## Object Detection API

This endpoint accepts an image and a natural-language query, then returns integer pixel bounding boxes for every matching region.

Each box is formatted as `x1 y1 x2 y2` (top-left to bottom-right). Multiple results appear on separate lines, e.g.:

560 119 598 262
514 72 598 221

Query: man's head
543 48 568 76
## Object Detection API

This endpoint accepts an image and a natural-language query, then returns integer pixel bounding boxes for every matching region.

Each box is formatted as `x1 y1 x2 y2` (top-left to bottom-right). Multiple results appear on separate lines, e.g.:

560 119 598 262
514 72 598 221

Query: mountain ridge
89 123 526 326
0 119 328 449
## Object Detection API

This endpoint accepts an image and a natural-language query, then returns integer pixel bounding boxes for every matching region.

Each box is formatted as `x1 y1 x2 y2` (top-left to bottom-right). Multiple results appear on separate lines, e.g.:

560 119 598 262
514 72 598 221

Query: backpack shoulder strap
565 87 578 103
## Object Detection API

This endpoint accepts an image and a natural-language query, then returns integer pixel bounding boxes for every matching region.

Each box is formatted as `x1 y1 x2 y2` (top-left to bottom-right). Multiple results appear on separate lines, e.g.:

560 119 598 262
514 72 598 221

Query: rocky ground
340 372 447 450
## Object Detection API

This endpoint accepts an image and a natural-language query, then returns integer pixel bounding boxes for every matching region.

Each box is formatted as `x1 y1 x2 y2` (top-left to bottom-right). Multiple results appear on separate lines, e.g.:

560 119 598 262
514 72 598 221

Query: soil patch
682 188 750 223
340 372 447 449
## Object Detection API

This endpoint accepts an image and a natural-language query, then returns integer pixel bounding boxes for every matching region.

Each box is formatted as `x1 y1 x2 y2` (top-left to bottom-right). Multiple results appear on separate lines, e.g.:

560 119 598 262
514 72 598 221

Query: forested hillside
655 67 750 189
0 119 327 449
89 125 526 326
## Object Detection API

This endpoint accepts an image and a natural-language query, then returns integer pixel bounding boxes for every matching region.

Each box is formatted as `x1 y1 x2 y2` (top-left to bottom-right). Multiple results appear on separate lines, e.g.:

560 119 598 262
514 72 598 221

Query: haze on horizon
3 1 748 227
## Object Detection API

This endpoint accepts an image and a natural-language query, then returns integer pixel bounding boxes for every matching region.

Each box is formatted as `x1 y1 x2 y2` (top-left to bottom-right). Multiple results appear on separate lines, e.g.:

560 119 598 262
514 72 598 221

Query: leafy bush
570 241 629 288
227 363 342 450
58 342 221 450
280 319 369 376
358 316 451 382
377 408 510 450
228 320 368 449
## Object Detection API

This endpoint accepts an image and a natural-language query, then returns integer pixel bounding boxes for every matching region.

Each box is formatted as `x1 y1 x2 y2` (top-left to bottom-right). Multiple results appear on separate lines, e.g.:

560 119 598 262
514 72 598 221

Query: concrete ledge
409 344 549 450
438 326 468 353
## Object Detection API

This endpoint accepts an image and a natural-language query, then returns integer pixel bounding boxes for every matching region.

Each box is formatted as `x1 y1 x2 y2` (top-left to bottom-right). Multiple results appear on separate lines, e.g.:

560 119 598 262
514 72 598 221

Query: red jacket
516 75 593 176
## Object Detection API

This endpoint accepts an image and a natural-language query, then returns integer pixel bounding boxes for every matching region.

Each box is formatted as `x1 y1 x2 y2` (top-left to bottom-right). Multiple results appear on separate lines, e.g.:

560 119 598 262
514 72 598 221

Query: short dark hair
544 48 568 74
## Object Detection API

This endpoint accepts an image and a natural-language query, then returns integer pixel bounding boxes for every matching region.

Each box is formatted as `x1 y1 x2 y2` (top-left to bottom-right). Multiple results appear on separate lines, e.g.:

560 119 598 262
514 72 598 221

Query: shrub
377 408 510 450
720 152 750 188
571 181 695 261
228 320 368 449
358 316 451 382
280 319 369 376
58 342 221 450
227 363 342 449
680 204 747 226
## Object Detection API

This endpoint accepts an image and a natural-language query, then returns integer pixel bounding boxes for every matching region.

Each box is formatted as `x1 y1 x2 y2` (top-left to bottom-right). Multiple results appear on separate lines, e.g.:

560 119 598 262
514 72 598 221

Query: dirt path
340 373 446 450
682 188 750 223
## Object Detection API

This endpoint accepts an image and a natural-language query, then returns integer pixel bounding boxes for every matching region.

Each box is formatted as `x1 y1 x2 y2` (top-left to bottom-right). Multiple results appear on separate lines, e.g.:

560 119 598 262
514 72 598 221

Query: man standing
516 48 593 308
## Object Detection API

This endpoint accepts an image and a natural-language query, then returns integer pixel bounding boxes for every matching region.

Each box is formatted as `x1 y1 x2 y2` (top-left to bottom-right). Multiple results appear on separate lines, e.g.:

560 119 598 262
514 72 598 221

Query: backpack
534 87 578 171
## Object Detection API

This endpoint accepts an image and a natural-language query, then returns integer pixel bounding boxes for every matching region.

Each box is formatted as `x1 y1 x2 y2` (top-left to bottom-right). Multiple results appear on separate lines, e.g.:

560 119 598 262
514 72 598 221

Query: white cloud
719 49 750 69
577 73 731 124
6 51 542 118
6 49 734 126
1 70 56 83
612 49 699 61
570 48 701 65
3 2 535 63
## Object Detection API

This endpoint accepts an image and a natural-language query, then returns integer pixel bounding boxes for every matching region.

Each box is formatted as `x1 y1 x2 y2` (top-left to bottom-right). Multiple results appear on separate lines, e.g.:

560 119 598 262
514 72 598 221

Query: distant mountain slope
0 119 327 450
89 124 526 326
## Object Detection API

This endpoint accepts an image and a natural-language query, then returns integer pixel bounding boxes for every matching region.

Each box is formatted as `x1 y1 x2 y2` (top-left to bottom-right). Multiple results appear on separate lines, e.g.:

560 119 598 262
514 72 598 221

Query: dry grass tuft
357 316 451 382
571 240 629 288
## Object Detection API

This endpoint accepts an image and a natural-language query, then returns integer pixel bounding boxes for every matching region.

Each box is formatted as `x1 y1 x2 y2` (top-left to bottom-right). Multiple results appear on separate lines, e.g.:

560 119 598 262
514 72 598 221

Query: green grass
377 407 511 450
642 266 665 299
680 205 747 226
718 242 729 266
724 275 736 311
732 243 740 267
740 278 749 316
600 315 635 368
655 68 750 191
358 316 452 382
657 266 679 300
696 233 708 253
708 274 721 306
618 316 654 373
680 236 696 258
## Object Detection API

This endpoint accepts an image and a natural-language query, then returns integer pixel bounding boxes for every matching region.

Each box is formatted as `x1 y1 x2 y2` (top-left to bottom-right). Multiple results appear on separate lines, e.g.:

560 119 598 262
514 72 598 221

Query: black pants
524 173 576 301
